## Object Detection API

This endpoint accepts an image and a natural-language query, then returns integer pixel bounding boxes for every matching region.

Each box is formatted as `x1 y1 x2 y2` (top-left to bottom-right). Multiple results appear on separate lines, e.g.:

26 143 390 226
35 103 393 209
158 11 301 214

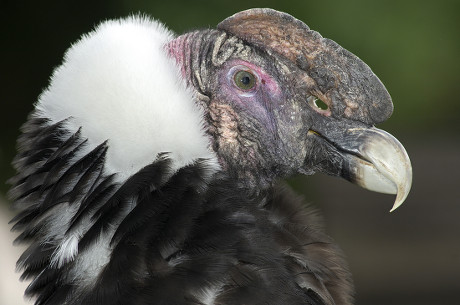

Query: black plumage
11 117 350 304
9 8 412 305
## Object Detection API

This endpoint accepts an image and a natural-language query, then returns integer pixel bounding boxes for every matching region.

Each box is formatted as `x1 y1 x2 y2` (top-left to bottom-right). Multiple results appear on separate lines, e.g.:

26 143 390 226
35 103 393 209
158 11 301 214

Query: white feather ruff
36 16 218 182
32 16 219 284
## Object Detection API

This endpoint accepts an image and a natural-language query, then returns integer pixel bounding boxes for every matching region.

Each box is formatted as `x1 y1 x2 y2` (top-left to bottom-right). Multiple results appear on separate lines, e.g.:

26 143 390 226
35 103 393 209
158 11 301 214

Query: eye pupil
234 70 256 90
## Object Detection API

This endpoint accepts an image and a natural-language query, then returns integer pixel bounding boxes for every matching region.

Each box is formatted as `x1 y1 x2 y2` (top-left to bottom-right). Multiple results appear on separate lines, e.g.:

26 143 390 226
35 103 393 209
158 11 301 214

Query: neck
167 30 279 195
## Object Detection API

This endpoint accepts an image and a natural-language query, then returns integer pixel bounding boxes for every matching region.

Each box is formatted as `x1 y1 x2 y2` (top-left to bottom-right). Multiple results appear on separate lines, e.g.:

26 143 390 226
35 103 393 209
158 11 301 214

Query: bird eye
233 70 256 90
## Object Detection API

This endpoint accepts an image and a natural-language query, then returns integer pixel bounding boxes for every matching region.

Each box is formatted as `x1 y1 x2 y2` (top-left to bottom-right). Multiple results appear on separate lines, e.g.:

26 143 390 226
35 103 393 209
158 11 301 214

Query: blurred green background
1 0 459 304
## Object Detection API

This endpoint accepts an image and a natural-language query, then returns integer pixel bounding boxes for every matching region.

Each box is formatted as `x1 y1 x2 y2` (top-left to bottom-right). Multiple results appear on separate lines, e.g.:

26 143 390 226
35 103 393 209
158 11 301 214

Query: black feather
8 111 354 305
67 174 117 233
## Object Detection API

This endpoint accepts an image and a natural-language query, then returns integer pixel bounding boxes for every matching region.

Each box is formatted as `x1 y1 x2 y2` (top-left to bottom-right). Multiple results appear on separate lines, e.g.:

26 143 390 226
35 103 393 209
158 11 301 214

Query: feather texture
34 16 219 181
9 14 354 305
10 114 352 304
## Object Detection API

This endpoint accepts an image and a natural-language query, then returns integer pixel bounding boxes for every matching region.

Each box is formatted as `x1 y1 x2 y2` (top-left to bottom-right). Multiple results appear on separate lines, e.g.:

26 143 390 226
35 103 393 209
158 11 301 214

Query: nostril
307 96 331 116
315 98 328 110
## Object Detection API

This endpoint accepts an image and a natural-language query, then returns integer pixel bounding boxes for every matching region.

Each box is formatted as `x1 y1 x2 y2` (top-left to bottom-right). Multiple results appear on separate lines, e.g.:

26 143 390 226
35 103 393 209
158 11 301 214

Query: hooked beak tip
353 127 412 212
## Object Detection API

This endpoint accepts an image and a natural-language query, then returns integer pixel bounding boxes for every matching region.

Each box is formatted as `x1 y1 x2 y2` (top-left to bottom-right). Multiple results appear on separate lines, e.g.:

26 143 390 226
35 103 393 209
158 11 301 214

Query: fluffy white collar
36 16 218 182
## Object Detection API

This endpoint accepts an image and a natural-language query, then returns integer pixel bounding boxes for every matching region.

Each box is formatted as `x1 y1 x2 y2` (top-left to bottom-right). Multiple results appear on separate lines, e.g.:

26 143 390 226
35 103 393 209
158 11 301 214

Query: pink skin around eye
221 60 282 135
226 60 282 98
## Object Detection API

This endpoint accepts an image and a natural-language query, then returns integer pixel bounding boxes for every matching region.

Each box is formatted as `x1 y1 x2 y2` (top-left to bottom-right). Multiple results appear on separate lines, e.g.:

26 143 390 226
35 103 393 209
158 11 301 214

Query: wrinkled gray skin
167 8 393 193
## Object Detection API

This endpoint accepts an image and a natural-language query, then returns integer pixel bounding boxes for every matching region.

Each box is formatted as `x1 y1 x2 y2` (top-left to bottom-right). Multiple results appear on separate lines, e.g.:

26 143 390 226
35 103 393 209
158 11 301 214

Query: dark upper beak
219 8 412 210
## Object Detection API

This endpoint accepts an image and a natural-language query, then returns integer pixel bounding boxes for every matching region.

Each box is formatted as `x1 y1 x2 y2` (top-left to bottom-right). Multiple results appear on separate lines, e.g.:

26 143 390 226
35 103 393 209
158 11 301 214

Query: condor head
168 8 412 210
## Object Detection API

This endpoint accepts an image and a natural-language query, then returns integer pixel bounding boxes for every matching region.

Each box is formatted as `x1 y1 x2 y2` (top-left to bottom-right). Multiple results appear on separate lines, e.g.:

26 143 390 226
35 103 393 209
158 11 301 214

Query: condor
9 8 412 305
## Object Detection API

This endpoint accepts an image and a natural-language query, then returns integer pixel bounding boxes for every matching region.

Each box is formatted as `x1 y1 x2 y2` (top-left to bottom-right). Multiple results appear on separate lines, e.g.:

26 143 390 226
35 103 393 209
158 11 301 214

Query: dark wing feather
10 116 348 305
8 116 119 303
262 184 354 305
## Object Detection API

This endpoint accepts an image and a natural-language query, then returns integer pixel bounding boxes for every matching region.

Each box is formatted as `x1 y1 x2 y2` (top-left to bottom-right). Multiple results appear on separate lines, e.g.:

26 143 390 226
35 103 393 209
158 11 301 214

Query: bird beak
219 8 412 209
306 127 412 211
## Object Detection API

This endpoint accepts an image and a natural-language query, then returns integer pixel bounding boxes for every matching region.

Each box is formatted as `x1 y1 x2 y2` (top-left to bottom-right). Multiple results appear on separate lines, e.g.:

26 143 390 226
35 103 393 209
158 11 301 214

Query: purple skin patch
219 59 282 134
225 60 281 97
